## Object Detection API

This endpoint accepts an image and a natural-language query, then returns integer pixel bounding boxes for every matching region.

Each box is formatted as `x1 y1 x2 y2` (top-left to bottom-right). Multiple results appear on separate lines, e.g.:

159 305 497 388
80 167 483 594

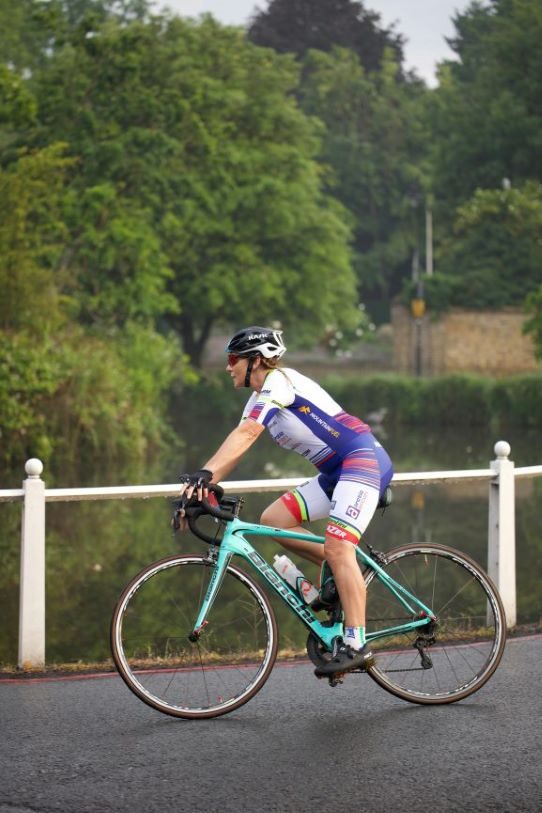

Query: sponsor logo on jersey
346 505 360 519
353 489 368 510
326 524 348 539
297 405 341 438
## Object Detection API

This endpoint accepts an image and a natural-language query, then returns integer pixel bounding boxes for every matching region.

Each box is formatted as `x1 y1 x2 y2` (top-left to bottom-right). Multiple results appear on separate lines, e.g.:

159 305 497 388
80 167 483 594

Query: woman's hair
259 355 282 370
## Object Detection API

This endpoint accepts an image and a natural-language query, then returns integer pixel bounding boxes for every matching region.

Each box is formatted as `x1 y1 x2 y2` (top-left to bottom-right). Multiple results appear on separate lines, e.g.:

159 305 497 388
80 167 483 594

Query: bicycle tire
111 554 278 719
364 543 506 704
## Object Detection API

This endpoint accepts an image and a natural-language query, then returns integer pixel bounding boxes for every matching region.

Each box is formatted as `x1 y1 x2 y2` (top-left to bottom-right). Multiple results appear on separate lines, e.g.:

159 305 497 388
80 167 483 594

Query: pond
0 412 541 666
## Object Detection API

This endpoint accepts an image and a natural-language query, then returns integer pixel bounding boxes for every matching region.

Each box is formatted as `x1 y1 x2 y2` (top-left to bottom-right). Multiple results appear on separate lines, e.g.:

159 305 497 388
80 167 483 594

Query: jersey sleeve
240 369 295 427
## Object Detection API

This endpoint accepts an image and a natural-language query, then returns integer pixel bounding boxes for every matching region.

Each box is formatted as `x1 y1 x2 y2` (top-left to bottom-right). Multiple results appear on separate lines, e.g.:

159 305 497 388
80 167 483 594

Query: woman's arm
204 419 265 482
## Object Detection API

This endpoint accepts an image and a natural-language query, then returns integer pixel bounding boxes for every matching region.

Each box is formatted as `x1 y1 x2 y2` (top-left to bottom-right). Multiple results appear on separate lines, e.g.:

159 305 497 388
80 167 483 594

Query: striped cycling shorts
281 432 393 545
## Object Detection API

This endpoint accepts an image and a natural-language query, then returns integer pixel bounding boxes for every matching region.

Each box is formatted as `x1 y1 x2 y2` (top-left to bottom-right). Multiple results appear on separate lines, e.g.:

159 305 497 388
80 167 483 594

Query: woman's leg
325 438 383 628
260 497 325 567
324 534 367 626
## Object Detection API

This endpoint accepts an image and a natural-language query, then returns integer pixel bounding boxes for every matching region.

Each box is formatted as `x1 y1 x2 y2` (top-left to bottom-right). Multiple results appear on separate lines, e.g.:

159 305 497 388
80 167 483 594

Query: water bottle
272 554 319 604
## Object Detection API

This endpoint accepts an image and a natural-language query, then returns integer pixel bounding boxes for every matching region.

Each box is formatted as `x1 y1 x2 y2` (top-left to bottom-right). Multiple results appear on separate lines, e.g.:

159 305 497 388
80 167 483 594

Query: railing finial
494 441 511 460
25 458 44 478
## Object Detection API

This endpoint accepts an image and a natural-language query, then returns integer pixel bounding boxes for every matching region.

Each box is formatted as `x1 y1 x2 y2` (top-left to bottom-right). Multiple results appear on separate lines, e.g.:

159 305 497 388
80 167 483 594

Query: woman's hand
173 469 213 531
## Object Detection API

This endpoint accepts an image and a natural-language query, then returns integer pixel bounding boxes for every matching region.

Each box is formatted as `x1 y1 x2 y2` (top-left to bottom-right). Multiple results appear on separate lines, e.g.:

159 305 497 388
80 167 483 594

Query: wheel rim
112 556 277 717
365 546 505 703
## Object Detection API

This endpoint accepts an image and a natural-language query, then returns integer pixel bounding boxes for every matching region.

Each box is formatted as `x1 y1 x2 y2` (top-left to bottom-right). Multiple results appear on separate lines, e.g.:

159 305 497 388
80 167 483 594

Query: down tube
228 522 344 650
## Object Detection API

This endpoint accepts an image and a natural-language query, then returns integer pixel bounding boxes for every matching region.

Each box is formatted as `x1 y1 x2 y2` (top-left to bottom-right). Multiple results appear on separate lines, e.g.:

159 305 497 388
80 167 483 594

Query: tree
299 47 429 314
0 142 72 332
430 0 542 220
0 2 185 478
417 182 542 312
419 0 542 315
248 0 404 76
31 13 360 364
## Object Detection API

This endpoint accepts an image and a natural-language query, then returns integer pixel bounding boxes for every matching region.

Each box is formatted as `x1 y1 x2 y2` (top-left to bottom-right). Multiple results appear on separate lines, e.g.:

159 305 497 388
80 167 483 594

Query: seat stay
355 546 437 621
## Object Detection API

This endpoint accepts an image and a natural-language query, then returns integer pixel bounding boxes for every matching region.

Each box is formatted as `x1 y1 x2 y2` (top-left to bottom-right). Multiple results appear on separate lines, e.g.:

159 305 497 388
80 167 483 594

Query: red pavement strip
0 659 311 685
1 633 539 686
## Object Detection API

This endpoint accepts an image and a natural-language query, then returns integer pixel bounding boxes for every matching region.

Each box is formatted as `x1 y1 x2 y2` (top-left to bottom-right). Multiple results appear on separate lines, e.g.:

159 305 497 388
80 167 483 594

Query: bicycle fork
188 548 232 641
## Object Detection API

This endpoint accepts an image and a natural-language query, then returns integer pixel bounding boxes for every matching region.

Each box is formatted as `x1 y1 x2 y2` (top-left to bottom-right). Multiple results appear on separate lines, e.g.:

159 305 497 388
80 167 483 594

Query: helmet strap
244 357 255 388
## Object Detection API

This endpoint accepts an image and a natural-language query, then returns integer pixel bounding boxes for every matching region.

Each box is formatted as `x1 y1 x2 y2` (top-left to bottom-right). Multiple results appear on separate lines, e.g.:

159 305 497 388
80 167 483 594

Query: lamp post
411 282 426 377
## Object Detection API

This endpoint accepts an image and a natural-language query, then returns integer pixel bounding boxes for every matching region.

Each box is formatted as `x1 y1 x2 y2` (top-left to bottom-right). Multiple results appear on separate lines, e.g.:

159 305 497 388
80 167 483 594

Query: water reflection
1 422 541 665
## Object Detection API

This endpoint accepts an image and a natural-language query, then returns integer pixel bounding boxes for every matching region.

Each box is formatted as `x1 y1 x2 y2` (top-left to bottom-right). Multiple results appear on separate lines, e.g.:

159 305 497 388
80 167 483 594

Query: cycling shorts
280 432 393 545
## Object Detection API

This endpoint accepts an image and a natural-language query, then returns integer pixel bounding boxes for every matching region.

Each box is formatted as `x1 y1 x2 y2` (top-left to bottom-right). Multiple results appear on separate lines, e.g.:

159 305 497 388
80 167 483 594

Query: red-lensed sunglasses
227 353 243 366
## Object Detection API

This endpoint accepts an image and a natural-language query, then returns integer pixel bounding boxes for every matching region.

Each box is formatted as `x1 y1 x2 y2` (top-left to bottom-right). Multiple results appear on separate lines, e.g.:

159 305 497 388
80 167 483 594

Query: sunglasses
227 353 243 366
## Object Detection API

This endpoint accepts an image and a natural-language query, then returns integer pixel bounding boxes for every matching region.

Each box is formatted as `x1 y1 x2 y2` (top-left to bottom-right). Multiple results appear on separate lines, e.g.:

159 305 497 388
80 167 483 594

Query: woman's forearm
204 421 264 482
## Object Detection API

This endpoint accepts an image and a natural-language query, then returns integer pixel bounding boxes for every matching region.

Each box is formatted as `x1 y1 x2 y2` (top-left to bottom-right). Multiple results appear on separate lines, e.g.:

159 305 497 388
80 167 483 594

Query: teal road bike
111 487 507 719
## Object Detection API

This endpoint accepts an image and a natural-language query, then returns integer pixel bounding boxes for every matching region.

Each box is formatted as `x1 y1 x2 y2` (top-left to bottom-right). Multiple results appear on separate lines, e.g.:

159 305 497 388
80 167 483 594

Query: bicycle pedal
328 672 346 687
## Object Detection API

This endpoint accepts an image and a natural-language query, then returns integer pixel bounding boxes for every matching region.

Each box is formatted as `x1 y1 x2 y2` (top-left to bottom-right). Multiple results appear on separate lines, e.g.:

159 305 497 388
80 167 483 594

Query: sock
344 625 366 650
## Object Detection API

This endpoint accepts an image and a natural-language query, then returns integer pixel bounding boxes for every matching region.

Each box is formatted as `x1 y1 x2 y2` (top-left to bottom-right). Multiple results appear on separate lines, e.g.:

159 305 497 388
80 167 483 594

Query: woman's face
226 353 249 389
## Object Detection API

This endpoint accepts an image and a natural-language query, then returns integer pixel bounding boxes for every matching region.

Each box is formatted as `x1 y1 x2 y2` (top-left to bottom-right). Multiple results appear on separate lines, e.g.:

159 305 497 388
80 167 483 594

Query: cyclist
178 326 393 677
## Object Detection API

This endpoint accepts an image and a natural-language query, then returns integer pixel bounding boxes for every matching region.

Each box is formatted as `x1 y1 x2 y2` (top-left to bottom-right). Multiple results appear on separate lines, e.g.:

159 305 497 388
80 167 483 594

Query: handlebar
172 483 243 545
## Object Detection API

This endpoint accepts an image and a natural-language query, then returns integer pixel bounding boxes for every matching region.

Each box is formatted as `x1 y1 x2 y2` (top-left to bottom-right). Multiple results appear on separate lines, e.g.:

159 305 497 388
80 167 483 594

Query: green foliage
64 183 177 328
248 0 405 75
0 326 185 482
321 372 538 428
0 143 74 332
2 0 542 485
524 287 542 360
0 333 62 463
322 372 421 425
430 0 542 215
28 13 359 364
492 375 542 428
0 64 37 132
403 182 542 312
299 47 429 312
421 375 493 426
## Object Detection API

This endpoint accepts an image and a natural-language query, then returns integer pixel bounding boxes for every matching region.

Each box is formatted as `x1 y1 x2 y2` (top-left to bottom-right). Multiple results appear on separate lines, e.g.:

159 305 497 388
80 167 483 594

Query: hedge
180 372 542 429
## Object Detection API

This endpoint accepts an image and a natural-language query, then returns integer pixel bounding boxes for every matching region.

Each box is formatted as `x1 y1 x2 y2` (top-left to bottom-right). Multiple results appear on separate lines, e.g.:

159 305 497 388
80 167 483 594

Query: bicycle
111 485 507 719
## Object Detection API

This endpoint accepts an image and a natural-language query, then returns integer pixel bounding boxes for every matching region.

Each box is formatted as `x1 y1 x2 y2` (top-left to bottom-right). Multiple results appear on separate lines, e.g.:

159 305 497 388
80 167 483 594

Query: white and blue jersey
241 368 393 543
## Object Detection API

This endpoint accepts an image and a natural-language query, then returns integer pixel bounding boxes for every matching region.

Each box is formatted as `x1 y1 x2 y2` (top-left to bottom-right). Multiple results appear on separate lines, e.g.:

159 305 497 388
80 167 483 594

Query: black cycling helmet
225 326 287 360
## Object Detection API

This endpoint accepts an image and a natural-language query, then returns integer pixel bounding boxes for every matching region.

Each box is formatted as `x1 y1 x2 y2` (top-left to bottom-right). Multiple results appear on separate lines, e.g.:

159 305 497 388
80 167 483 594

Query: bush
420 375 493 426
322 374 421 425
492 376 542 428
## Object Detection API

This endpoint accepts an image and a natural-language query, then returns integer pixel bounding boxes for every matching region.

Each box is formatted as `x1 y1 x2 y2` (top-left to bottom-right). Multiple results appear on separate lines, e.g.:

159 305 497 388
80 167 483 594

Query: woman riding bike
178 326 393 677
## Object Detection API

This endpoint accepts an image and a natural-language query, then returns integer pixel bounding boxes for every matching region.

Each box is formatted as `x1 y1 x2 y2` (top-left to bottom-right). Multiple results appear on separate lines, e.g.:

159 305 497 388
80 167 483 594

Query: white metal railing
2 441 541 668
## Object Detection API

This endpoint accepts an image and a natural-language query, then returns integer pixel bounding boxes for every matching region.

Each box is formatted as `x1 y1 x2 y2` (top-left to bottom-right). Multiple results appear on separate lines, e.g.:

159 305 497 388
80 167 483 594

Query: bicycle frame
191 517 437 653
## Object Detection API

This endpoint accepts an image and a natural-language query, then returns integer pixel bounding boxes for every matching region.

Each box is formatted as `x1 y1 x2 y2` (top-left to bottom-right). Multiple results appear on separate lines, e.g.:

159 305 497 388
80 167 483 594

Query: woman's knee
324 536 356 563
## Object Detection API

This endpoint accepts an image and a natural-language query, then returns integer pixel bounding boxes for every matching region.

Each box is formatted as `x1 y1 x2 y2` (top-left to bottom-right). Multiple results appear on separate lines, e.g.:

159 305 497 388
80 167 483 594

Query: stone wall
392 305 539 376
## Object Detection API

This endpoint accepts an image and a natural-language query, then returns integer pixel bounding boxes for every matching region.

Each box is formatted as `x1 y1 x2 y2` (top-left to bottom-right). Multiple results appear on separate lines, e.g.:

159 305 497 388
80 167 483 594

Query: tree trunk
178 313 215 368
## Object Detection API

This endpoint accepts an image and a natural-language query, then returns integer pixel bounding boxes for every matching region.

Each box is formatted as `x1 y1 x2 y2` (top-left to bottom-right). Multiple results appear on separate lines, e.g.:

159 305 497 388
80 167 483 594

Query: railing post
18 458 46 668
488 441 516 628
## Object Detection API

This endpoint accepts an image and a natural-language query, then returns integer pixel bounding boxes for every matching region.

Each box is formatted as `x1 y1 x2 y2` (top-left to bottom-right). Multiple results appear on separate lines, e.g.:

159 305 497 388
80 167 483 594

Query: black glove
179 469 213 489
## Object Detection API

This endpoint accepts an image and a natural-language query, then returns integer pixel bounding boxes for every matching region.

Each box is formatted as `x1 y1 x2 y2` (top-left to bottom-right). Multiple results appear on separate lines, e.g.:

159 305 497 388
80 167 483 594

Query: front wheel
111 554 278 718
365 543 506 704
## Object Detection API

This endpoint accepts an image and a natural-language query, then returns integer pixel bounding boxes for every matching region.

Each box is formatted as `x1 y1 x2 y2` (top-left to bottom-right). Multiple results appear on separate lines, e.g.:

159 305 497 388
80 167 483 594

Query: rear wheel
365 543 506 704
111 554 278 718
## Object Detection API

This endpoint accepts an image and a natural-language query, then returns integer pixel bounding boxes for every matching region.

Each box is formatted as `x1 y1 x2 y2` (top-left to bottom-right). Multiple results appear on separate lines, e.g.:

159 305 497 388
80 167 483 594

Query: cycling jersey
241 368 372 473
241 368 394 543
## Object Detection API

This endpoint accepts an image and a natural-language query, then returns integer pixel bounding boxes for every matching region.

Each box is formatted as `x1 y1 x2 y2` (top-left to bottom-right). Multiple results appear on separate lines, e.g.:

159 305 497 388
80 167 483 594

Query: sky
157 0 474 87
